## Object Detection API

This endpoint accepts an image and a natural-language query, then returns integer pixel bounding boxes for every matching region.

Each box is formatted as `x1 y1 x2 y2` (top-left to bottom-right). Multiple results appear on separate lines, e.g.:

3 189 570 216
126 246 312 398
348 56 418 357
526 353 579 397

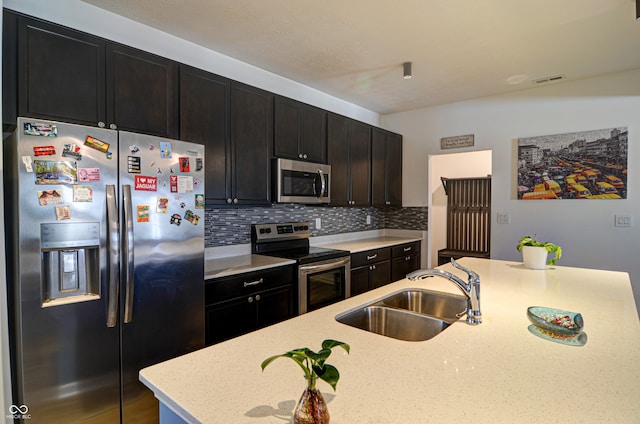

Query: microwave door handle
122 185 135 324
317 169 325 198
106 184 119 327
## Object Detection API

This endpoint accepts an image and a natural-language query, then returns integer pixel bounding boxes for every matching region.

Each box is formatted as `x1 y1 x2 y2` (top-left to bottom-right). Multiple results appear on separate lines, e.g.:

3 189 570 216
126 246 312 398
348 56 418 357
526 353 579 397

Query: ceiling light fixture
403 62 412 79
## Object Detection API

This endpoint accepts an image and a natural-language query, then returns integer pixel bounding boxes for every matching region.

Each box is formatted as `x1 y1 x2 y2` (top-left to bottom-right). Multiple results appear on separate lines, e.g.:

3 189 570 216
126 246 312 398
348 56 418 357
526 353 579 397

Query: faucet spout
406 258 482 325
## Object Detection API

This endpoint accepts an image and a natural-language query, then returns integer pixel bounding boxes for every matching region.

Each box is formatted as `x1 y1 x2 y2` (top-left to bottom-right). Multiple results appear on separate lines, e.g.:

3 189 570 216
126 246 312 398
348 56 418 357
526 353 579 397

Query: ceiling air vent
533 74 566 85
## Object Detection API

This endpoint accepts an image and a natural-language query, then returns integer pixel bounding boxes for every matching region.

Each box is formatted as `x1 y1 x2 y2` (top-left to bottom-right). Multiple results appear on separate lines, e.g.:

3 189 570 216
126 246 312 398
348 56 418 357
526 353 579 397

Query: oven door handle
299 256 351 273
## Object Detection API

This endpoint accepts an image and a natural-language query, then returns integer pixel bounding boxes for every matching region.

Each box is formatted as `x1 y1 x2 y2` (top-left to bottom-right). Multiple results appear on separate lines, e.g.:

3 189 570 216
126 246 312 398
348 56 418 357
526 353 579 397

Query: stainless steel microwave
274 158 331 204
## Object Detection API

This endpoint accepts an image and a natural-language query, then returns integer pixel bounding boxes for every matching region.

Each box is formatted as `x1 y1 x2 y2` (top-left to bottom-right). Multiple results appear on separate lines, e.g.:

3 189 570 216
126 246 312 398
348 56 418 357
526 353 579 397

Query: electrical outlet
497 212 511 224
615 214 632 228
315 217 322 229
366 215 371 225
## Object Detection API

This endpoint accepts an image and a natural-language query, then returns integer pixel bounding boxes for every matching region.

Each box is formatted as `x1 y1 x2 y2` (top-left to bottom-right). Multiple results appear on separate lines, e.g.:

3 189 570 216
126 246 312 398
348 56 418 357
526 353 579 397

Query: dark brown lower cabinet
205 266 294 345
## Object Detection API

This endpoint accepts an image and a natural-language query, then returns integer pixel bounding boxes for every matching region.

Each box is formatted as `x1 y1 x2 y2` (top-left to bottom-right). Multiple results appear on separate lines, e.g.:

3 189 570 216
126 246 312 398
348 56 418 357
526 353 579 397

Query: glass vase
293 376 329 424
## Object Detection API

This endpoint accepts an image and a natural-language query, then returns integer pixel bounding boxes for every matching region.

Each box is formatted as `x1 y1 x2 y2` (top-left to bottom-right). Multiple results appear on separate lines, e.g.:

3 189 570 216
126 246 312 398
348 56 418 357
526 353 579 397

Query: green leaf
313 364 340 391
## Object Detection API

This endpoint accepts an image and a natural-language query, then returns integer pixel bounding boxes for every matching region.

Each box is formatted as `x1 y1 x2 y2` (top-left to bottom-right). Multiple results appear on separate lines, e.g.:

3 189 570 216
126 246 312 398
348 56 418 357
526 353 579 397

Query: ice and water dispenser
40 222 101 306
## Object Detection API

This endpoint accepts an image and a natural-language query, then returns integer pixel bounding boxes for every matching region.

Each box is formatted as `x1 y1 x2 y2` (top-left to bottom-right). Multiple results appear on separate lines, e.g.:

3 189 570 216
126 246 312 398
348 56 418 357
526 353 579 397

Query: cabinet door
230 82 273 205
255 285 294 329
371 128 387 207
180 66 231 205
391 255 419 282
350 265 370 296
17 15 106 127
274 96 300 160
349 120 372 206
300 104 327 163
107 43 178 138
369 260 391 290
205 296 255 345
327 113 350 206
386 132 403 206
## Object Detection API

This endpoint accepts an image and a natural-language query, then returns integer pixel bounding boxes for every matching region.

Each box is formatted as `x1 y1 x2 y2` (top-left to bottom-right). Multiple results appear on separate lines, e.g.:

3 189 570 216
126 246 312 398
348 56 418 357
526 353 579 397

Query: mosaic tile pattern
204 204 428 247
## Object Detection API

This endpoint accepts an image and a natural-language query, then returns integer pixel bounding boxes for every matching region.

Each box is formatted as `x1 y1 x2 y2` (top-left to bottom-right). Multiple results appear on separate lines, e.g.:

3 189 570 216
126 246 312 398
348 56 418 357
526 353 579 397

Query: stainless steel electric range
251 222 350 314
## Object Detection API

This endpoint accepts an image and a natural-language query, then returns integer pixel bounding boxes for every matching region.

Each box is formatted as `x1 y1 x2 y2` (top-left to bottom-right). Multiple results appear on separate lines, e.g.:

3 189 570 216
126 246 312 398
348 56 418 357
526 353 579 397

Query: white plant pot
522 246 548 270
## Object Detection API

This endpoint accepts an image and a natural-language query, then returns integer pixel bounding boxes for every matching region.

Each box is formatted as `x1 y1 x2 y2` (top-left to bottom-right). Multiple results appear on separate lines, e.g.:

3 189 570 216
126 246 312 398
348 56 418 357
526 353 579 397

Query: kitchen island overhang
140 258 640 423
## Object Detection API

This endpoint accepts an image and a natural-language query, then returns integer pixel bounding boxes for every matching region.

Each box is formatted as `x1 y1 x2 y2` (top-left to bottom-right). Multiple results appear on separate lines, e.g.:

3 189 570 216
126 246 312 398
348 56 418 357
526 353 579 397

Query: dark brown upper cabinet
229 82 273 205
179 65 231 206
274 95 327 163
372 128 403 207
9 12 178 138
327 113 372 206
106 43 178 138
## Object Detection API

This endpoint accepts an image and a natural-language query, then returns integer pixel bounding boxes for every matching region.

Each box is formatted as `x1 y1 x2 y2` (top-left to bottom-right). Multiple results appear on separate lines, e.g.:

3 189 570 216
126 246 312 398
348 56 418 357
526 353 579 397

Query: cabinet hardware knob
226 198 233 204
255 294 261 301
371 265 376 270
303 154 308 159
98 121 106 128
367 254 378 260
247 297 254 303
243 278 264 288
109 123 117 130
233 198 239 204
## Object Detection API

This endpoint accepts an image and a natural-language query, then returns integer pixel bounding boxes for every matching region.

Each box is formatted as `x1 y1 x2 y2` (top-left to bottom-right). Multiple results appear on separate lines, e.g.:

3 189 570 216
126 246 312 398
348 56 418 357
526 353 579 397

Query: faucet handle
450 258 480 282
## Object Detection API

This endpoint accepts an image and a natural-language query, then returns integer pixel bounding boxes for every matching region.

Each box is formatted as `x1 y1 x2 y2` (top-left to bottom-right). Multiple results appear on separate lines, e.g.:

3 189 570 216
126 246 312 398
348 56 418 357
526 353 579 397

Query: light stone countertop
141 258 640 423
317 235 421 253
205 255 295 280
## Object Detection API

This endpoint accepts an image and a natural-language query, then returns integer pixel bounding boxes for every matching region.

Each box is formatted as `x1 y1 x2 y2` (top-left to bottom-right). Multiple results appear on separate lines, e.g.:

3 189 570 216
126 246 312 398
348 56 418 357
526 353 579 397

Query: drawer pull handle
403 247 412 252
244 278 264 288
367 254 378 260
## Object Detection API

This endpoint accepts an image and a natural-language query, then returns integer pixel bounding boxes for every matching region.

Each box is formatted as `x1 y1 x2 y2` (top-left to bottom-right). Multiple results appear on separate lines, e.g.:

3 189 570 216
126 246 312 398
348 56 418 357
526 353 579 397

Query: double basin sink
335 288 467 341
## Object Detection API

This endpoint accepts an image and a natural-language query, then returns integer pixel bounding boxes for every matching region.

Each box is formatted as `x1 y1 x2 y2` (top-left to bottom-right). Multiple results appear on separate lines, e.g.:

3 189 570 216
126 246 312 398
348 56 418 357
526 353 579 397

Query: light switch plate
497 212 511 224
614 214 632 228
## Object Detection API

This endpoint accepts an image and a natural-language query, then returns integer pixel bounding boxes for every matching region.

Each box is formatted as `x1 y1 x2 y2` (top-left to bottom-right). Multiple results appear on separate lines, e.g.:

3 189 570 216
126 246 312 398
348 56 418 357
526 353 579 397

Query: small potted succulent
516 235 562 269
261 339 350 424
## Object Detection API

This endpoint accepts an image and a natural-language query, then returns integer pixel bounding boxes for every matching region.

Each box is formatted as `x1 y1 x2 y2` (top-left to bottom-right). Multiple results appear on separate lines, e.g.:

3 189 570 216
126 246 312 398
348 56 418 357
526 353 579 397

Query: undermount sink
335 288 467 341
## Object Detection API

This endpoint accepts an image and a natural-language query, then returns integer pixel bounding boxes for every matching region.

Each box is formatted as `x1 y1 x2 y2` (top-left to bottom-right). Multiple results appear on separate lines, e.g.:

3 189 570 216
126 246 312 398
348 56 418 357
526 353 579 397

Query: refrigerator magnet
169 213 182 226
73 185 93 202
54 205 71 220
78 168 100 182
21 156 33 173
128 156 142 173
134 176 157 191
84 136 110 153
129 145 140 154
195 194 204 209
34 160 77 184
179 157 190 172
156 197 169 214
160 142 172 158
62 144 82 160
38 189 63 206
24 122 57 137
196 158 203 171
177 176 194 193
137 206 150 222
33 145 56 156
184 210 200 225
170 175 178 193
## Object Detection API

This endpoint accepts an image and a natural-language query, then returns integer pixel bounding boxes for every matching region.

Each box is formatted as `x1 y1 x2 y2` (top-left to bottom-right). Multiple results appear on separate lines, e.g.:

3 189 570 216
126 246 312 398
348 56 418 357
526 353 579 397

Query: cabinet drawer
205 265 294 304
351 248 390 268
392 241 420 258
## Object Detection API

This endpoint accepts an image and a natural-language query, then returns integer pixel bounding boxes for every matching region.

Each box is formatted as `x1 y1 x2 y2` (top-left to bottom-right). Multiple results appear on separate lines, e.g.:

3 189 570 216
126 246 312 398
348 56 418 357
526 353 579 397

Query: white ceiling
81 0 640 115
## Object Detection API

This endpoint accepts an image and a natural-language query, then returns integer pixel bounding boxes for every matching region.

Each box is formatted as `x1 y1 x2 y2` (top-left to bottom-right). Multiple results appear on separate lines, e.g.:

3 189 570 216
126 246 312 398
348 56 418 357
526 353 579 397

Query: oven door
298 256 350 314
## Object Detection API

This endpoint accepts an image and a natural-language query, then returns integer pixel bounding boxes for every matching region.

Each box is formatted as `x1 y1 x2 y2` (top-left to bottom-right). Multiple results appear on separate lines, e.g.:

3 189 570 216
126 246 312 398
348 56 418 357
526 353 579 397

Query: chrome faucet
407 258 482 325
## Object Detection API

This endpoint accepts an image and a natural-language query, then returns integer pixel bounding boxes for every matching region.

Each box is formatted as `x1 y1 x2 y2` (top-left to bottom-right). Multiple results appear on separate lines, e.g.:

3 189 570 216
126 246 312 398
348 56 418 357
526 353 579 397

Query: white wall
4 0 380 126
382 68 640 312
428 150 492 267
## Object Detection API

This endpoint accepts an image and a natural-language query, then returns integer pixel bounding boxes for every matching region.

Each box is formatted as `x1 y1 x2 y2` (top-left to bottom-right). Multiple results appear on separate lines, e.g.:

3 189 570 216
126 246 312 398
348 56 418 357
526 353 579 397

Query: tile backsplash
204 204 427 247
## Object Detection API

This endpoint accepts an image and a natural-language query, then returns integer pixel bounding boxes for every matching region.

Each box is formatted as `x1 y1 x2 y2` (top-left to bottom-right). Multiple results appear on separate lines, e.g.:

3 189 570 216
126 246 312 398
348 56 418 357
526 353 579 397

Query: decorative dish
527 306 584 336
527 325 587 347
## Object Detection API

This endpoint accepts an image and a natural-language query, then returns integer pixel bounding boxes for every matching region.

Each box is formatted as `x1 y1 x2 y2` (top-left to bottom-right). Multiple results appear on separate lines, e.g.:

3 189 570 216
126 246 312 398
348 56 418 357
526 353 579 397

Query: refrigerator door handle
106 184 119 327
123 185 135 324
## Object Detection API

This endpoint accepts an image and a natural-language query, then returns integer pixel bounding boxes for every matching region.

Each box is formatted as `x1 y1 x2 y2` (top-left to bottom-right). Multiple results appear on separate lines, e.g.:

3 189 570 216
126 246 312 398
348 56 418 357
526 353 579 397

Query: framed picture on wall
517 127 628 199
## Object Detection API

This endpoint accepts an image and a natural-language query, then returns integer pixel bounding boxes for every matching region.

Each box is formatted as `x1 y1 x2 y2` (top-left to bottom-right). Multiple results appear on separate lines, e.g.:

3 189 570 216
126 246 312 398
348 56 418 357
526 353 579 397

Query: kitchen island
140 258 640 423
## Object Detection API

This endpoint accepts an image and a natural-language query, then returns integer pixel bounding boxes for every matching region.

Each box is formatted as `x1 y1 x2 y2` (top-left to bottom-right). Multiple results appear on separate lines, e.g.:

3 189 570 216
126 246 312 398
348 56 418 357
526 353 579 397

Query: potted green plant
516 235 562 269
261 339 350 424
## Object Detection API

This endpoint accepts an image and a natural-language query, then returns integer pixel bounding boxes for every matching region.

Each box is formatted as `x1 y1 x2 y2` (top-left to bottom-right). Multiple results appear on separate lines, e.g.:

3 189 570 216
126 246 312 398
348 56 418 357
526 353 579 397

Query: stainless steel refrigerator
3 117 206 423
